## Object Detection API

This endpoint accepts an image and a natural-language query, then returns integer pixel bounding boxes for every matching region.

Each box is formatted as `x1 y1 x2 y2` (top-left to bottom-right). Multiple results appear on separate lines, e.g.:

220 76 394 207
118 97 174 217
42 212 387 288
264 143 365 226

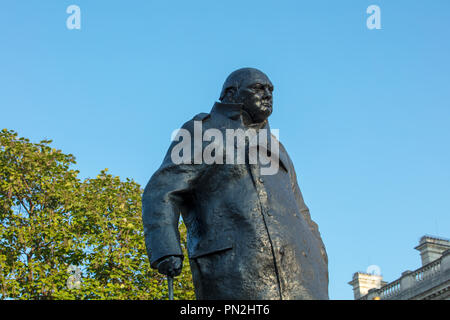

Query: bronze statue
142 68 329 299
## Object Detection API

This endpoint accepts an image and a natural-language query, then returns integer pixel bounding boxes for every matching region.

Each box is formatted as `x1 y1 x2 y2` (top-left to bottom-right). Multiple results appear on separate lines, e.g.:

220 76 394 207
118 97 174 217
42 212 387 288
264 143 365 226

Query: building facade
349 235 450 300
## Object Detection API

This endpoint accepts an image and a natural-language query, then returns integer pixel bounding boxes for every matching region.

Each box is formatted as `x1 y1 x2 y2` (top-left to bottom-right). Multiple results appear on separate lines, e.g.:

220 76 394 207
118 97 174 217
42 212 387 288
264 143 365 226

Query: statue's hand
156 256 183 277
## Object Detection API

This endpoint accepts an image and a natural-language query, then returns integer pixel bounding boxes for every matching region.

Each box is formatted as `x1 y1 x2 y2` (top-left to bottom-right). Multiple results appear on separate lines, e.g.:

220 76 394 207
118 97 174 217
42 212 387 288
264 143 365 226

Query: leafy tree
0 129 195 299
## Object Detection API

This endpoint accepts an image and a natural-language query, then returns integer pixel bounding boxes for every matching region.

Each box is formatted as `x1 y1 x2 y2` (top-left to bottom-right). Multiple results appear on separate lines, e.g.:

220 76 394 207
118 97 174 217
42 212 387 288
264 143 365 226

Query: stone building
348 235 450 300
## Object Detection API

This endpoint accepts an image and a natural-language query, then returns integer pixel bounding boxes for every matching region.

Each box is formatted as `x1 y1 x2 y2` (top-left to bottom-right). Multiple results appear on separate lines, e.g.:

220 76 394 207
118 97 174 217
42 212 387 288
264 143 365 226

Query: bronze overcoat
142 102 329 299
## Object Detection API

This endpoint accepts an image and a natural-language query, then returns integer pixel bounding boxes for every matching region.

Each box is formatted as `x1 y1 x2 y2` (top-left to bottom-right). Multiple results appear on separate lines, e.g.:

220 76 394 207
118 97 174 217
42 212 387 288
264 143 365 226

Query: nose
263 87 272 99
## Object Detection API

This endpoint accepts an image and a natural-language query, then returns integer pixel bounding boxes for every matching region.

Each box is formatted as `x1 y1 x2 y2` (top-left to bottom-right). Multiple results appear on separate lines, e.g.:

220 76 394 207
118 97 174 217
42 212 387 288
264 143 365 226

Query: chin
244 103 272 122
255 110 272 122
260 106 272 117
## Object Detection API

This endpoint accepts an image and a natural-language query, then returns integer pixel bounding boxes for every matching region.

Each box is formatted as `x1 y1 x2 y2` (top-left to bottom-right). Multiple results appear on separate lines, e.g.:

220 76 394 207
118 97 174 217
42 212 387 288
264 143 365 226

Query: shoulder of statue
178 112 211 133
192 112 211 122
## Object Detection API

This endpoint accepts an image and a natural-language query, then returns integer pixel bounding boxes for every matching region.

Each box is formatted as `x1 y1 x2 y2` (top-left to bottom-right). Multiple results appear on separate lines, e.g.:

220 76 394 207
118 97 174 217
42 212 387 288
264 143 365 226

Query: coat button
259 177 264 183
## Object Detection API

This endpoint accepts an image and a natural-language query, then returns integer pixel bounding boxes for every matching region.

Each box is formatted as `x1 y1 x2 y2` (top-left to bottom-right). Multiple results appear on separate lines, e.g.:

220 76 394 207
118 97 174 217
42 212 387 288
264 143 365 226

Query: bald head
220 68 273 101
219 68 274 124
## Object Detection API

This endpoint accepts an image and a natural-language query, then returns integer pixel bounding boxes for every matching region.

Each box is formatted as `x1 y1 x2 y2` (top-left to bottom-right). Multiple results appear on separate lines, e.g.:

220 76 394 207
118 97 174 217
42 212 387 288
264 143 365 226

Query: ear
224 87 237 102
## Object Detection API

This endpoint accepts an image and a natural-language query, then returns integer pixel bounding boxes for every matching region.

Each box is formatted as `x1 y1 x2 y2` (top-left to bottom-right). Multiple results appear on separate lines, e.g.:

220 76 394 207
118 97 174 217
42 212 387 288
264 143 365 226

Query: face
235 77 274 123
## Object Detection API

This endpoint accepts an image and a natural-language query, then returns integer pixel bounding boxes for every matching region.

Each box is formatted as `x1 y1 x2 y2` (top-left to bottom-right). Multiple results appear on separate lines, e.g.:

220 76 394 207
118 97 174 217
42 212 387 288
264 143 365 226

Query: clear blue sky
1 1 449 299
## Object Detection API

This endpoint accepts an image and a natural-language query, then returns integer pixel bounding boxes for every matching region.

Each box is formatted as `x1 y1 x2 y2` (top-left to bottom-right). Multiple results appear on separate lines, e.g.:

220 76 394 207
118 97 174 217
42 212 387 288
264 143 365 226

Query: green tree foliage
0 129 195 300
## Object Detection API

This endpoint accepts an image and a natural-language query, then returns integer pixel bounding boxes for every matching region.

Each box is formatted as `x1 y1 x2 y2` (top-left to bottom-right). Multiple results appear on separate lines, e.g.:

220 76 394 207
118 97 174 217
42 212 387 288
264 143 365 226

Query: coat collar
211 102 243 120
210 102 269 129
209 102 288 173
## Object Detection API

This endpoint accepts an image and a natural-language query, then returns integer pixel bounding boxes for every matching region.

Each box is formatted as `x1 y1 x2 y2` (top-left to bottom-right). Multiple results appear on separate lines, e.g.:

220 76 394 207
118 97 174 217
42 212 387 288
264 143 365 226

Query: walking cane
168 276 174 300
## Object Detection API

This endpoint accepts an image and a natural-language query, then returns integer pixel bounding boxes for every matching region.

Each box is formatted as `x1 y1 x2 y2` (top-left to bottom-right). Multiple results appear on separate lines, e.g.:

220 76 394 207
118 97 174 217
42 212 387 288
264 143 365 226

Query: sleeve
142 118 205 268
290 166 320 238
284 147 328 265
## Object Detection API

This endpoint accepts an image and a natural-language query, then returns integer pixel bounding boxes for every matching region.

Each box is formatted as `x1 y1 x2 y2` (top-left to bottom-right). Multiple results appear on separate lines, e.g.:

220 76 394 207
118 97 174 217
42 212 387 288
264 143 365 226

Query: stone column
441 249 450 272
399 270 415 296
